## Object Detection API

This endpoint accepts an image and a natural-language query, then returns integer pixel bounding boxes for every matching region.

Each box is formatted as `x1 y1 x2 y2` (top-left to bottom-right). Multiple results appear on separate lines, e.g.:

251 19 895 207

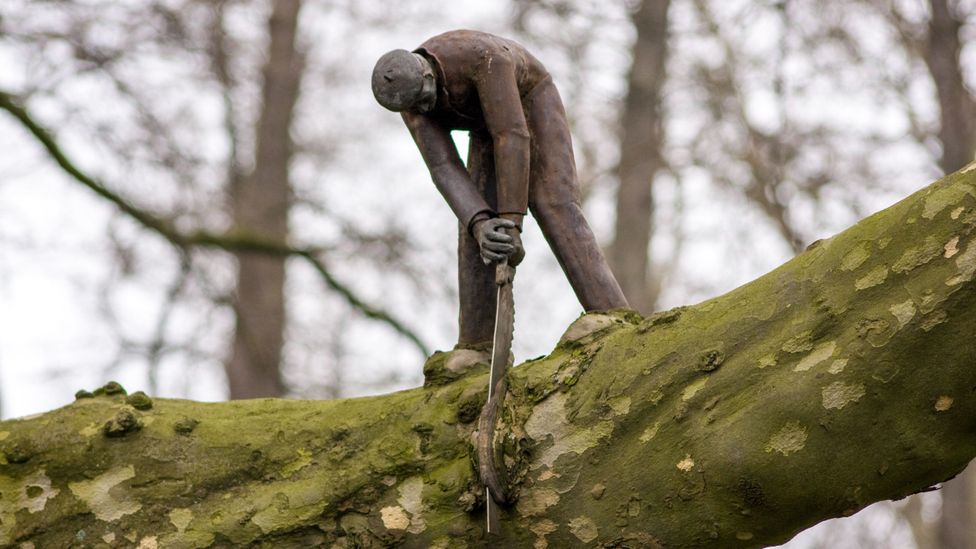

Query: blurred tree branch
691 0 807 254
0 90 429 357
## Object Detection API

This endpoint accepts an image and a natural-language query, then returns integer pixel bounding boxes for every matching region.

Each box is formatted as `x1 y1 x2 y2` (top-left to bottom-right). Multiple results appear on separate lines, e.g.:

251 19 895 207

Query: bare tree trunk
940 471 975 549
899 495 938 549
609 0 671 314
925 0 976 175
226 0 304 398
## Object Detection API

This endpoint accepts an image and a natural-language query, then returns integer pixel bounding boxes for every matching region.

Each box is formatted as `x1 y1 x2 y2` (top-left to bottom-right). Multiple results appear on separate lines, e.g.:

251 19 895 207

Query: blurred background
0 0 972 546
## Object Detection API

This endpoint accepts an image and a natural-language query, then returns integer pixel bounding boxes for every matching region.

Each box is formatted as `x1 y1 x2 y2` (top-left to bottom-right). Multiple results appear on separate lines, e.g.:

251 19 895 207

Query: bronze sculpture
373 30 630 534
372 30 629 350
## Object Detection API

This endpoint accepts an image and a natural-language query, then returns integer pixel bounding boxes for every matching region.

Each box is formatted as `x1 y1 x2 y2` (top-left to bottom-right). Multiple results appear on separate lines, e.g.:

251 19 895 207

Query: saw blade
488 266 515 400
485 263 515 535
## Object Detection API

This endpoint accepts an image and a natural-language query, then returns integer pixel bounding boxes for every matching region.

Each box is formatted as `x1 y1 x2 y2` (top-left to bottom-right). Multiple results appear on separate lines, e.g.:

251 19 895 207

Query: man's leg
457 131 498 348
525 78 629 312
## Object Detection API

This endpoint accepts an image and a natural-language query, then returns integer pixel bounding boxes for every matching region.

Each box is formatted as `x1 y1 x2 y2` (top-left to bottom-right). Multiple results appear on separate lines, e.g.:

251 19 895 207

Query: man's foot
446 348 491 374
559 312 628 346
422 347 490 387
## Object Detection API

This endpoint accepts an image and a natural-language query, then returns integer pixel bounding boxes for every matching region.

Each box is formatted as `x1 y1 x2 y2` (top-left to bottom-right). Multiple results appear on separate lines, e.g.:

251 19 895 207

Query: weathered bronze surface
376 29 629 348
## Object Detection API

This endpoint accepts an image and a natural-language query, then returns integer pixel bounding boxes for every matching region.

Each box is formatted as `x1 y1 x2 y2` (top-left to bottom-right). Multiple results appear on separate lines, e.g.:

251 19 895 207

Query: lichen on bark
1 167 975 547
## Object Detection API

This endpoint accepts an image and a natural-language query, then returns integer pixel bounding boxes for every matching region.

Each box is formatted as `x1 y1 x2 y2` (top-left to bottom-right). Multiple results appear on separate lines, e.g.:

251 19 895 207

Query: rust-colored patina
400 30 628 347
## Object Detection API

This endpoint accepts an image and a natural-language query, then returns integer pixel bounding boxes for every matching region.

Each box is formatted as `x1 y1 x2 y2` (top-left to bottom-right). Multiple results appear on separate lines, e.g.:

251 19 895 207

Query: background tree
225 0 302 398
609 0 672 313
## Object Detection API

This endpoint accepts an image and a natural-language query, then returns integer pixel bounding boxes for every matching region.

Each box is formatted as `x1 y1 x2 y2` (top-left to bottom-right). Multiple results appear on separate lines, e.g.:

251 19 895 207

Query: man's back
415 30 550 131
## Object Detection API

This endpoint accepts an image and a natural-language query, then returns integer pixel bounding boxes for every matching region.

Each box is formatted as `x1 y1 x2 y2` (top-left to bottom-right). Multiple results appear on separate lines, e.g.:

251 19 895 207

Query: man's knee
530 195 582 227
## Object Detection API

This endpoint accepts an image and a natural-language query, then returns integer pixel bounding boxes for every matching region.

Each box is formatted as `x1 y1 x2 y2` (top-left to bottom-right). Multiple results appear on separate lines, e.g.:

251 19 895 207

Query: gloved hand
472 218 525 266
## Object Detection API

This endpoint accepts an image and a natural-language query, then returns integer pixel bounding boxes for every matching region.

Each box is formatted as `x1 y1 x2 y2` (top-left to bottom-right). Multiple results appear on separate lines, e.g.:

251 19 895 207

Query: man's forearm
492 130 530 229
402 112 494 231
428 161 494 232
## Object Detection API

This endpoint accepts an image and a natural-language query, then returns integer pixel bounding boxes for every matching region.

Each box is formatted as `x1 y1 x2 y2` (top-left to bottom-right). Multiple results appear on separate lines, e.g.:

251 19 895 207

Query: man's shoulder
419 30 530 59
421 29 495 48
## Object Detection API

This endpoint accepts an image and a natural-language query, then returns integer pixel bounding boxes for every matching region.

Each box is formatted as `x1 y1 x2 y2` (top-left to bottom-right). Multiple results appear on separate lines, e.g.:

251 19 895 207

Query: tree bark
226 0 304 398
2 165 976 547
609 0 671 314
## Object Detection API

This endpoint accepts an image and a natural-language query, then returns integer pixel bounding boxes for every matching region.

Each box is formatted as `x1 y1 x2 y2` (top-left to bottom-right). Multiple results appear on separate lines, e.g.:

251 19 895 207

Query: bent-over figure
372 30 628 349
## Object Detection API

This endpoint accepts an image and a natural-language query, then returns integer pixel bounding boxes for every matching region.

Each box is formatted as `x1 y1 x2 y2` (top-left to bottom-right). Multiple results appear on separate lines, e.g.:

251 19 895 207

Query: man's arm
402 112 493 234
474 53 530 229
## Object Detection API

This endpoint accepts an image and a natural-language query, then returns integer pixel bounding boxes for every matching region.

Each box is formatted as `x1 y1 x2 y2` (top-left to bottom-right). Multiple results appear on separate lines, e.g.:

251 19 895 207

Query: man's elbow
428 157 466 179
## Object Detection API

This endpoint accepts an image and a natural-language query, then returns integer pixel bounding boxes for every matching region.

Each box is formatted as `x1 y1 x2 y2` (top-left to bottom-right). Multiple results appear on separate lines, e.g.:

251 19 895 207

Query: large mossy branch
2 165 976 547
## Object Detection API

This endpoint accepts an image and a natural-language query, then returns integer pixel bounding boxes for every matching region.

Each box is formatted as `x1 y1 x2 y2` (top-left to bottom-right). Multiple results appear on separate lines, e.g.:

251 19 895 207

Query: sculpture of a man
372 30 628 351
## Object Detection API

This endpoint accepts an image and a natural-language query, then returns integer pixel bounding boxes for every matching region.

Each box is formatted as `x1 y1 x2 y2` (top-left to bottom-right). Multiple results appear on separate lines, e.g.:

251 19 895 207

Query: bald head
371 49 437 113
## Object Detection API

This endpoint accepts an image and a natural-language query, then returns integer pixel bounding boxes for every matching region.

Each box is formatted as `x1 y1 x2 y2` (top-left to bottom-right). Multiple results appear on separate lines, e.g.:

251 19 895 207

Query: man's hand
473 218 525 266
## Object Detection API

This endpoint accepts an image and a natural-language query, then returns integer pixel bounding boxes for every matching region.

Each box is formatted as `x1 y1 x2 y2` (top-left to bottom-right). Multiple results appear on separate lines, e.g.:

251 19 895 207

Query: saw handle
495 261 515 285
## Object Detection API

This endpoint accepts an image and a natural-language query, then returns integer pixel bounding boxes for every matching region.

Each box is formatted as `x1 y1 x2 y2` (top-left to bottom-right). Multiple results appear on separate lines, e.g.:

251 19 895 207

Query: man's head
372 50 437 113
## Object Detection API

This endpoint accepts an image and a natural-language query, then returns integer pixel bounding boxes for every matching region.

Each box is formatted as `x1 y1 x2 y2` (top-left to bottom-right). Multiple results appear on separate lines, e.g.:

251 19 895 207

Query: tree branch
0 90 429 356
2 161 975 547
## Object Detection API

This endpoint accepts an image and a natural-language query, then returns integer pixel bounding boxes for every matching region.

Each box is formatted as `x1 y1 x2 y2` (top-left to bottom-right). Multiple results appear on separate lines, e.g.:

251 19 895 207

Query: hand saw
480 259 515 535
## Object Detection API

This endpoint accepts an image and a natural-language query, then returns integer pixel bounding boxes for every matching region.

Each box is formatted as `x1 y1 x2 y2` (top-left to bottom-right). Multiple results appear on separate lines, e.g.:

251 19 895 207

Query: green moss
2 168 976 548
125 391 153 410
697 349 725 372
102 408 142 437
922 181 976 219
2 437 34 464
455 391 485 424
637 305 687 333
891 236 943 273
94 381 127 396
173 416 199 435
422 350 489 387
422 351 453 387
